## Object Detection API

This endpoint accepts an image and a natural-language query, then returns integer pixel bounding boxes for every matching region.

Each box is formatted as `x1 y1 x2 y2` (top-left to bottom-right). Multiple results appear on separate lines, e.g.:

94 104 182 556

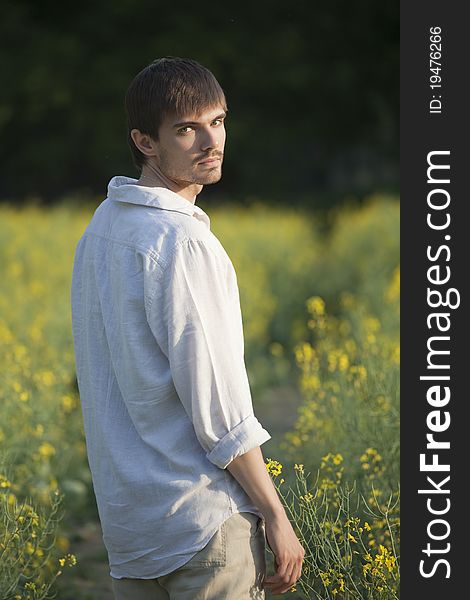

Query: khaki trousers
111 511 266 599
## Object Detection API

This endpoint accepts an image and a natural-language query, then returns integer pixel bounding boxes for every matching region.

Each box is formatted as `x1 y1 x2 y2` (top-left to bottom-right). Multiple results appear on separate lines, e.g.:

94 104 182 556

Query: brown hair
124 56 228 171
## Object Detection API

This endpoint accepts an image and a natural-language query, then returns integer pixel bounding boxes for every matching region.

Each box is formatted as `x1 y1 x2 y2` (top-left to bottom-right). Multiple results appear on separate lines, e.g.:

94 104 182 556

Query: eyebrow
172 112 227 129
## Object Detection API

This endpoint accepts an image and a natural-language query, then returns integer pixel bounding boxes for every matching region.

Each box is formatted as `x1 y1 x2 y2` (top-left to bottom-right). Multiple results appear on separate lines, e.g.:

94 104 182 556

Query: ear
130 129 157 158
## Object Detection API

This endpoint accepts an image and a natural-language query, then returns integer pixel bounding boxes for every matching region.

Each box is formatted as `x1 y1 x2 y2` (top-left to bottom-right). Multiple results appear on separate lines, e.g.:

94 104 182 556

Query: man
71 56 304 599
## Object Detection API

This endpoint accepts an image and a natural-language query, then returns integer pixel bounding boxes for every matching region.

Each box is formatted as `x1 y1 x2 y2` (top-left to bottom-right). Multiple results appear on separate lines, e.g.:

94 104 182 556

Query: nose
200 127 222 152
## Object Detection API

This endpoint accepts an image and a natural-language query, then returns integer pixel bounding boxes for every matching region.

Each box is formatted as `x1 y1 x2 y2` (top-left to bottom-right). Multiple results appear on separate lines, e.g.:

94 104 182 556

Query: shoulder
169 232 232 273
155 212 228 270
94 199 221 264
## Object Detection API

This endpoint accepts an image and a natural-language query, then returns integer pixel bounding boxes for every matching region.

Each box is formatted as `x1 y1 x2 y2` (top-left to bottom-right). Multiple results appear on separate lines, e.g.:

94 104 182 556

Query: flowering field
0 195 399 599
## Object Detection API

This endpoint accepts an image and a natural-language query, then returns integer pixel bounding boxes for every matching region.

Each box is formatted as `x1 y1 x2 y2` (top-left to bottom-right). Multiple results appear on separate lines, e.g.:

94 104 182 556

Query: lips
198 157 221 164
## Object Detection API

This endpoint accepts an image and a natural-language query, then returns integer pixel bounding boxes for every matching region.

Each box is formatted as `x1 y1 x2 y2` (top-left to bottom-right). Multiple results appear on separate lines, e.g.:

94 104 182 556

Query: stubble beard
159 148 223 186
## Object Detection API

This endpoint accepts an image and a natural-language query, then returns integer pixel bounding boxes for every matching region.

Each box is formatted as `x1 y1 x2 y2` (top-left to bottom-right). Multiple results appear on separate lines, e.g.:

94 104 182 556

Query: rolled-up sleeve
147 237 271 469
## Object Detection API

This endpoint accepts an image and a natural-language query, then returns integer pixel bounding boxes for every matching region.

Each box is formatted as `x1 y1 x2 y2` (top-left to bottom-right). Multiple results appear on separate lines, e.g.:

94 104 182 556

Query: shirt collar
107 175 211 229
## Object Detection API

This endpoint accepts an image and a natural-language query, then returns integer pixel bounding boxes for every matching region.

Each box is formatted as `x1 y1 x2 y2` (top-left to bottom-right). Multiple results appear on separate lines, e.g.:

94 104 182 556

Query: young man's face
151 105 226 186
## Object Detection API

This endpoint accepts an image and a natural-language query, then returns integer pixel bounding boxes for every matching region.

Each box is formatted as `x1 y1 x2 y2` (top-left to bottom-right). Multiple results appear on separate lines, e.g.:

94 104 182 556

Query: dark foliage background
0 0 398 207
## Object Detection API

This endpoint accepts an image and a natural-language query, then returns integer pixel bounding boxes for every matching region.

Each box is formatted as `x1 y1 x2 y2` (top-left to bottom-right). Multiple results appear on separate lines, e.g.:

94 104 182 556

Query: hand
263 512 305 595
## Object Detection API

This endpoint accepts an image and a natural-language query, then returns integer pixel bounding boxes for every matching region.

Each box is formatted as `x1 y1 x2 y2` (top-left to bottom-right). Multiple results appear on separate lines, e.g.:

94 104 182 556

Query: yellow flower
59 553 77 567
35 370 56 386
350 365 367 381
338 354 349 371
61 394 76 413
0 475 11 489
38 442 56 458
307 296 325 316
265 459 283 477
364 316 380 333
25 541 35 555
332 453 343 465
294 342 315 363
301 374 321 392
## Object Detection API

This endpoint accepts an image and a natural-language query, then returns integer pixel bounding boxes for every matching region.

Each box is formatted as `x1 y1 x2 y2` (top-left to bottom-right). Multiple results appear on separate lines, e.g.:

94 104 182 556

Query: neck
136 164 202 204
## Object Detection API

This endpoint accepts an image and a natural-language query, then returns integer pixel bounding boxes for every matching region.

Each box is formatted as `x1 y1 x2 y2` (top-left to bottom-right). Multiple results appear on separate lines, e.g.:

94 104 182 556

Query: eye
212 118 224 126
177 126 194 135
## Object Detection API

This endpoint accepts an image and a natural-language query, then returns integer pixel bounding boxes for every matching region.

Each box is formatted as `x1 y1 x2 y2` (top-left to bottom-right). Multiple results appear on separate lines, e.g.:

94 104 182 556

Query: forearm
226 446 286 521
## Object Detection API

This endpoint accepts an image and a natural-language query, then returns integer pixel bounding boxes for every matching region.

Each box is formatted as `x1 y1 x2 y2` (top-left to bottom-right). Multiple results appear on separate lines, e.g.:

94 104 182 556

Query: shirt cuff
206 414 272 469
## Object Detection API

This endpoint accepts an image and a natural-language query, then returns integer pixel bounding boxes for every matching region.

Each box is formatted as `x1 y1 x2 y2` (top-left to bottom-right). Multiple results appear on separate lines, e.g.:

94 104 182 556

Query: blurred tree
0 0 398 206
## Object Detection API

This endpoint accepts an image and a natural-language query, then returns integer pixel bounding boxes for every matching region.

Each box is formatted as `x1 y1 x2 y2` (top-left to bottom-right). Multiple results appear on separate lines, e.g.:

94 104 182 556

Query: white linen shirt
70 175 272 579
